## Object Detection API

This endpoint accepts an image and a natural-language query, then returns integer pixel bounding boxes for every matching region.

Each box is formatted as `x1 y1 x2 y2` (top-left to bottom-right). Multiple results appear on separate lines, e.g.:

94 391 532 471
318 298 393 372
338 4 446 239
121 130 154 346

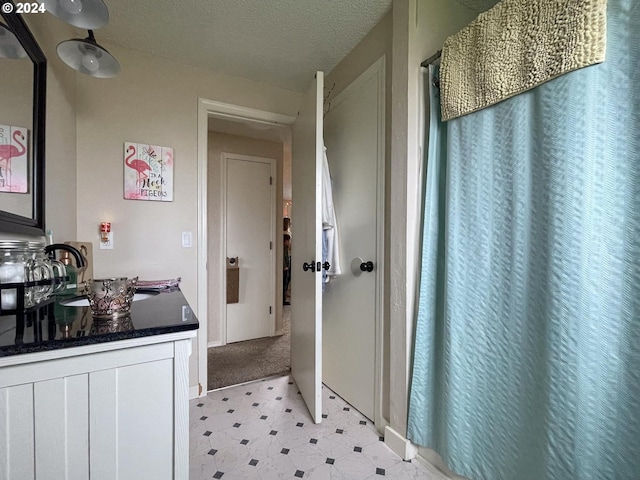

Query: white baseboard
384 426 418 460
189 385 200 399
207 341 223 348
275 329 284 336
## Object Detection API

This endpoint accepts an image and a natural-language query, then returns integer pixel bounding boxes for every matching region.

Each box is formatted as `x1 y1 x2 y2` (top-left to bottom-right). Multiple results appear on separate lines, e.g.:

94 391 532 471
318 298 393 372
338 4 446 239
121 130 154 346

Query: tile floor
189 375 441 479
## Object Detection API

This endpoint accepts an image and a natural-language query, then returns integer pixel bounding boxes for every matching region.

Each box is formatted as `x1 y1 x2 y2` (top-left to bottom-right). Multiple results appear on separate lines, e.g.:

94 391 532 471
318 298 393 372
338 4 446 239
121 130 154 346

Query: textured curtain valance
440 0 607 121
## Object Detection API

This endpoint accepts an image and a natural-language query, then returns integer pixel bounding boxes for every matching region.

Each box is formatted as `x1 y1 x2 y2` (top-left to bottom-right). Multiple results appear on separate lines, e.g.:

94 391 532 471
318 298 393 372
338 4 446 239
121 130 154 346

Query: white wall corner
384 425 418 460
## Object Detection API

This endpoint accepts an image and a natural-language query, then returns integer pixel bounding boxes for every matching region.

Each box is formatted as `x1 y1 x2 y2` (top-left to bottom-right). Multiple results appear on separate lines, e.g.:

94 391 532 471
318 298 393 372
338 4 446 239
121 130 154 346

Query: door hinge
270 241 273 250
269 306 272 314
270 176 273 185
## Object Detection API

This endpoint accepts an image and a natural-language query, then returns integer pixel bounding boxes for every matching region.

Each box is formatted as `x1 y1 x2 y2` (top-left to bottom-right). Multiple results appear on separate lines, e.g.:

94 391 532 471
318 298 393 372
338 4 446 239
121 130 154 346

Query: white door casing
197 99 295 395
223 153 276 344
322 57 386 426
290 72 324 423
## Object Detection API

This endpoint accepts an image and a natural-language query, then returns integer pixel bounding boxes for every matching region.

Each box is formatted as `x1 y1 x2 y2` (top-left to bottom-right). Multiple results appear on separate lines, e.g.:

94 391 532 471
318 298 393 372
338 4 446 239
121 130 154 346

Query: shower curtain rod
421 49 442 67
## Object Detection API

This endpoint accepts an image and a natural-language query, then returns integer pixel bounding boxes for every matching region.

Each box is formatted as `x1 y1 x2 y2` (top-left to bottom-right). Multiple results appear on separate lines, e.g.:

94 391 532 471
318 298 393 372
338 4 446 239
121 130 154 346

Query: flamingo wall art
0 125 28 193
123 142 174 201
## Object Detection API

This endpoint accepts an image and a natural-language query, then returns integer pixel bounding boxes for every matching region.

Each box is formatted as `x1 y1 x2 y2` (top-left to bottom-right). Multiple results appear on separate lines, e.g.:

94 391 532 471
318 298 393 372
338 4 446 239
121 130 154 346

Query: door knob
303 261 316 272
360 261 374 272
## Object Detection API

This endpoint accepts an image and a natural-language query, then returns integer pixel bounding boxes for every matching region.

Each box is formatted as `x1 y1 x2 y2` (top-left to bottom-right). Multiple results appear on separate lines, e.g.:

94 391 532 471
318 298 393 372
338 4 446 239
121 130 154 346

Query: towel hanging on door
322 145 342 285
226 257 239 304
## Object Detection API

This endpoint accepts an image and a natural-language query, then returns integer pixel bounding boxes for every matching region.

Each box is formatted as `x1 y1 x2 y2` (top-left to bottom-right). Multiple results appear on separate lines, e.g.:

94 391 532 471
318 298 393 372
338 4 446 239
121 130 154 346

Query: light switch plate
182 231 192 248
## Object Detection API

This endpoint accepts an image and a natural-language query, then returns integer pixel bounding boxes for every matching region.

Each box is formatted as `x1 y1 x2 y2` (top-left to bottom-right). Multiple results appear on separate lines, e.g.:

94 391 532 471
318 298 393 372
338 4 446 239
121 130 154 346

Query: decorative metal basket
83 277 137 319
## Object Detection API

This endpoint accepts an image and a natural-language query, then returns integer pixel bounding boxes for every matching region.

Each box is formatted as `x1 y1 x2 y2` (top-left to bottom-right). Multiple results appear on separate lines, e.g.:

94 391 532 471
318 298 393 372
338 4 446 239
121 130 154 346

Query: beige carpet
207 306 291 390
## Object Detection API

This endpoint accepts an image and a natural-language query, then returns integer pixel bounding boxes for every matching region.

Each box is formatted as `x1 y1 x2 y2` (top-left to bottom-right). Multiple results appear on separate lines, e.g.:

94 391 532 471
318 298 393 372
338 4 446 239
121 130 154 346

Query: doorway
199 103 294 392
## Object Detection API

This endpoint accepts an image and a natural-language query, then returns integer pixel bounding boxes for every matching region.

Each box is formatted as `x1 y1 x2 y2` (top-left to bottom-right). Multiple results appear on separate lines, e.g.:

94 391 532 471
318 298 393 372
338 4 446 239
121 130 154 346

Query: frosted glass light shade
0 23 27 59
44 0 109 29
57 32 120 78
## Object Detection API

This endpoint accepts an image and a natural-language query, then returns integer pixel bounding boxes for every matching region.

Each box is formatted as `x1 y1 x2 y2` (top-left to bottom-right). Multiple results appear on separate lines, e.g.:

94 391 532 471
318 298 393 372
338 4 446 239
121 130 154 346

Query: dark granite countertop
0 288 199 358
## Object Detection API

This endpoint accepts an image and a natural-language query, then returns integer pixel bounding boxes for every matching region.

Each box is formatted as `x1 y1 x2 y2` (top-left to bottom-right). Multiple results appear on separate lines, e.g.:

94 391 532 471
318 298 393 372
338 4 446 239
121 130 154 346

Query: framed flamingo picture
123 142 174 201
0 125 29 194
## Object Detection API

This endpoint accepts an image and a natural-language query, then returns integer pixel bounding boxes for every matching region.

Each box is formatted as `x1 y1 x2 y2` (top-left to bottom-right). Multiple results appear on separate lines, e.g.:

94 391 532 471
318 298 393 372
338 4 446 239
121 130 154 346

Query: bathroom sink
59 290 159 307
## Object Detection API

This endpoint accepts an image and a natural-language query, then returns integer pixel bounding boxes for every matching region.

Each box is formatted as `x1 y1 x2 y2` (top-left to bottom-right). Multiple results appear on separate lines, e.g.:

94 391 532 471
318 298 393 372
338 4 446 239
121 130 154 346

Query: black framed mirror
0 2 46 236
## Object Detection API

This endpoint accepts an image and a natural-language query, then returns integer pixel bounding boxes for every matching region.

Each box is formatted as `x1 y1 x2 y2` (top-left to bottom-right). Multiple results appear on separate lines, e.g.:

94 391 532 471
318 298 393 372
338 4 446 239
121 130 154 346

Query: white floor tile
189 375 432 479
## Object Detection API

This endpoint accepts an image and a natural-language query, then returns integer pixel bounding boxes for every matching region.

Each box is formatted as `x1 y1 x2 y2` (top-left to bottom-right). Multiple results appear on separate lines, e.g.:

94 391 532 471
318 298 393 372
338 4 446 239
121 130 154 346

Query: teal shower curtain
407 1 640 479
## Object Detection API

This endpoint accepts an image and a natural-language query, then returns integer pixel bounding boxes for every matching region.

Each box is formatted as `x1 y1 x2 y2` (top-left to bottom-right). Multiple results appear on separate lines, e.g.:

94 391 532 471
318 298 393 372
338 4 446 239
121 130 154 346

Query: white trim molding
384 425 418 461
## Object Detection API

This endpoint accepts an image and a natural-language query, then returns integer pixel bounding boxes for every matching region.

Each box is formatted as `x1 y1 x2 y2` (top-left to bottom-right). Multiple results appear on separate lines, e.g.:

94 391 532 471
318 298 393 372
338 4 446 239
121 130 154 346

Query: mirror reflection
0 47 33 217
0 9 44 236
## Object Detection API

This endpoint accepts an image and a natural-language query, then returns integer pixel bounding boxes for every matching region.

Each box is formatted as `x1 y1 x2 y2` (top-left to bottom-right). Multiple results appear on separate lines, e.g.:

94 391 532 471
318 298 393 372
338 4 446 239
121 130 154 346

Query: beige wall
325 10 393 425
388 0 477 444
74 42 301 306
207 131 285 346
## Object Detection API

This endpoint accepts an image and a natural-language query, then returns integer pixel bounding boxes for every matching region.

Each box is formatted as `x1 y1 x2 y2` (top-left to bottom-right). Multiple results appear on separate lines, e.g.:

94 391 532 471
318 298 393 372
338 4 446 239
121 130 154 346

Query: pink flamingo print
125 145 151 185
0 130 26 187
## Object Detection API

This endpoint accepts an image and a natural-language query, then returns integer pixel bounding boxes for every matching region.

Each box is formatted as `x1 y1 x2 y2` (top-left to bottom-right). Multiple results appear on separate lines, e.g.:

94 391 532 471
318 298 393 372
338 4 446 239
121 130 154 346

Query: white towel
322 145 342 281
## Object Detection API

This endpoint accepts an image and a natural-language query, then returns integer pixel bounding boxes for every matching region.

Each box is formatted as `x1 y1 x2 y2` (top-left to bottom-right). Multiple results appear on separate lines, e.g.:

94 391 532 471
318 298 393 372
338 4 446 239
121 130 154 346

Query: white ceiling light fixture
57 29 120 77
0 22 27 59
44 0 109 29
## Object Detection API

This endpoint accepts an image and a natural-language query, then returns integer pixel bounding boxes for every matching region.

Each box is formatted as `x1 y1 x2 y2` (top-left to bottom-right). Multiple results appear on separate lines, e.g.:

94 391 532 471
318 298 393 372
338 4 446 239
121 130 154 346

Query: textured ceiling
95 0 392 92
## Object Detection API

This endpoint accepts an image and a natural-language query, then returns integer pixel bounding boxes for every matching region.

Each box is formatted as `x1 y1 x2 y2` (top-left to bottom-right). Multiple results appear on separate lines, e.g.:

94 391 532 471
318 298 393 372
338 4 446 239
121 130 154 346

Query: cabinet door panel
0 384 35 480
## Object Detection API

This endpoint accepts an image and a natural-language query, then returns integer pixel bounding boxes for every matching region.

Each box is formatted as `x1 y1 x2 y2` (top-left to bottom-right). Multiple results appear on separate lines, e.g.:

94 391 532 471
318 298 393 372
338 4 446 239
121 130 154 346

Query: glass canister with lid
0 241 67 311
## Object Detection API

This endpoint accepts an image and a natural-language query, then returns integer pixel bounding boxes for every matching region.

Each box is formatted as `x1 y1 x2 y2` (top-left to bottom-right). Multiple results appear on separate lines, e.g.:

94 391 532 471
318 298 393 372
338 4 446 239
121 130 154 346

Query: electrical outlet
99 232 114 250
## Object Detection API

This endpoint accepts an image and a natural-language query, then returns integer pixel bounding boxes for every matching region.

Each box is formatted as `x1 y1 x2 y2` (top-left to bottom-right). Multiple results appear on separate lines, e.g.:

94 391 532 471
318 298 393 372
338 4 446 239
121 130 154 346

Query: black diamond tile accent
268 386 274 390
240 439 249 445
270 430 278 436
196 403 204 407
354 446 363 453
252 403 259 407
208 449 217 456
336 429 344 434
281 448 290 454
376 467 385 475
310 438 318 444
222 398 229 401
227 409 234 414
246 392 252 396
296 422 304 427
203 431 212 436
249 459 258 466
330 396 336 399
200 416 208 421
359 420 367 425
297 391 301 394
322 414 328 419
288 381 294 385
285 408 292 413
213 471 224 479
326 458 335 465
276 396 282 400
295 470 304 478
233 423 241 428
260 415 268 420
343 407 350 411
379 436 384 441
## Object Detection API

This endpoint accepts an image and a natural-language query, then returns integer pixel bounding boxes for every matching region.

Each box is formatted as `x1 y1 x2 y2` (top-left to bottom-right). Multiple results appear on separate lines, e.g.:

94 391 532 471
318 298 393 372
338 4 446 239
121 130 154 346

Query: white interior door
290 72 324 423
225 154 275 344
322 59 385 422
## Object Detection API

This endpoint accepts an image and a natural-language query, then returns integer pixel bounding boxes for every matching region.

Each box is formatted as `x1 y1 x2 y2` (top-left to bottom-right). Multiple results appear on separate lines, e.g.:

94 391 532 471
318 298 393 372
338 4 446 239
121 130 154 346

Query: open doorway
204 114 294 390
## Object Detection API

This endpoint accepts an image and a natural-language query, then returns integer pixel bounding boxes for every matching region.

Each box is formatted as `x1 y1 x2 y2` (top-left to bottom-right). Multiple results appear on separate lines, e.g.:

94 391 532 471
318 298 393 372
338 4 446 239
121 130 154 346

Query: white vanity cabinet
0 331 195 480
